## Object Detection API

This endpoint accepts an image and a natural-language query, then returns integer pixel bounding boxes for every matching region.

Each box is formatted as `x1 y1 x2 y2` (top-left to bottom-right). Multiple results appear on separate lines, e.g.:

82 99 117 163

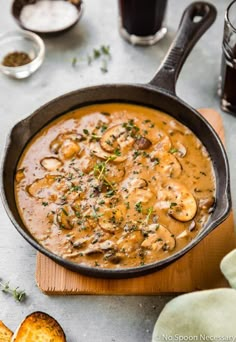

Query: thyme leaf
0 280 26 302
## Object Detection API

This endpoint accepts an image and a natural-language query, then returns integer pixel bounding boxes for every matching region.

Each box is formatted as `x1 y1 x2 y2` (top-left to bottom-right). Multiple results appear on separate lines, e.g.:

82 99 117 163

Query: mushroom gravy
15 103 215 269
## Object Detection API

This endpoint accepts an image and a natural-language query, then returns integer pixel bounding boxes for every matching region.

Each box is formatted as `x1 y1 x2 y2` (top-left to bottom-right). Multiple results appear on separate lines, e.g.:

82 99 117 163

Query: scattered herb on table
100 59 108 73
72 45 112 73
72 57 77 67
0 279 26 302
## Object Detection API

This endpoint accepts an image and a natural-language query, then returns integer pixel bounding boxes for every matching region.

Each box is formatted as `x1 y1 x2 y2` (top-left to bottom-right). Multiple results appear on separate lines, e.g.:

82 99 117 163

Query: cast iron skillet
1 2 231 279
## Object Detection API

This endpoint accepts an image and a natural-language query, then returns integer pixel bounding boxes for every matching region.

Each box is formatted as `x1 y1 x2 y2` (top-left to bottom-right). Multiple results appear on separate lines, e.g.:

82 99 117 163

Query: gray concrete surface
0 1 235 341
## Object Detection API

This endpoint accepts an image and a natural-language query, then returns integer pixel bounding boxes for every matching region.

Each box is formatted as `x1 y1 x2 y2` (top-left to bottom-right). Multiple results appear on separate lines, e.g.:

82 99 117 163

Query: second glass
219 0 236 115
118 0 168 46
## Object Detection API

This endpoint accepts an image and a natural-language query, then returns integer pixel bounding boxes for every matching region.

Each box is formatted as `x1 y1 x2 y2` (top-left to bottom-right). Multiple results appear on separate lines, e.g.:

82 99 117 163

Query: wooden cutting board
36 108 235 295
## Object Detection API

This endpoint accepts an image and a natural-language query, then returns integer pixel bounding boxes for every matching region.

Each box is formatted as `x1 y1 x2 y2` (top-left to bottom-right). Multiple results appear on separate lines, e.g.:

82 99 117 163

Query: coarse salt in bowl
12 0 84 35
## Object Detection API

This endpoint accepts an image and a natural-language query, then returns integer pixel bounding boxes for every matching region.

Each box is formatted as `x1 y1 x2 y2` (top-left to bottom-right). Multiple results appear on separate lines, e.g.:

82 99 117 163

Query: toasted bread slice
0 320 13 341
11 312 66 342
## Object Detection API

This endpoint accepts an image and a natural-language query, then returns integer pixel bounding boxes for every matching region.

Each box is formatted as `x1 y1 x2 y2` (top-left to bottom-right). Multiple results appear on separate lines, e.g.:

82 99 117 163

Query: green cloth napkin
152 249 236 342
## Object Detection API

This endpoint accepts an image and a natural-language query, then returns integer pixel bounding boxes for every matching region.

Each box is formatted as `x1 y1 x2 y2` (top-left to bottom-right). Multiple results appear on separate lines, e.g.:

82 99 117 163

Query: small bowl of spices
12 0 84 36
0 30 45 79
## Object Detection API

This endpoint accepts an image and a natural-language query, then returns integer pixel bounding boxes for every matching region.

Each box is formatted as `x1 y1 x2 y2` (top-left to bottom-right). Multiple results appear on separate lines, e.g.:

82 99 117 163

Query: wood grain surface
36 108 235 295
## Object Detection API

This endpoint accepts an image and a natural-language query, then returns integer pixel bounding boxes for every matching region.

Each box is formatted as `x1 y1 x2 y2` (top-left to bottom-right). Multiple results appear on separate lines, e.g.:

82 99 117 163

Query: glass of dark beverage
118 0 168 45
219 0 236 115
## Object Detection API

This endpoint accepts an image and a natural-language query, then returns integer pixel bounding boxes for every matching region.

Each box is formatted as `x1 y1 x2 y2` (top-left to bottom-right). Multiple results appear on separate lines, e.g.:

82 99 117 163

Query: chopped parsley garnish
92 206 103 219
100 124 108 133
152 158 159 165
83 129 89 135
133 150 141 159
61 208 69 216
135 201 142 213
169 148 178 154
114 148 121 156
105 189 116 198
170 202 177 209
105 139 112 146
100 59 108 73
42 201 48 207
70 185 82 192
125 202 130 209
90 134 102 141
122 119 140 136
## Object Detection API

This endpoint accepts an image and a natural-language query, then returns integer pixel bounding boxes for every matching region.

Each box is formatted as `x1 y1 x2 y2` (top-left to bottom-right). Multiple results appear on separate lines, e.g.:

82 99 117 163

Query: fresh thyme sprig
93 155 118 190
145 206 153 224
0 280 26 302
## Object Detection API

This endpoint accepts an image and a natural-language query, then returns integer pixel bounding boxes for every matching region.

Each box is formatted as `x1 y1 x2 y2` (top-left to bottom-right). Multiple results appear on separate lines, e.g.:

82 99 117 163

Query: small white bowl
0 30 45 79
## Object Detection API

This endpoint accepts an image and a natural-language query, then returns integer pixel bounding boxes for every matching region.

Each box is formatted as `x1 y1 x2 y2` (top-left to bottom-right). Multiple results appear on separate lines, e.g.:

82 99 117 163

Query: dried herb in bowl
2 51 32 67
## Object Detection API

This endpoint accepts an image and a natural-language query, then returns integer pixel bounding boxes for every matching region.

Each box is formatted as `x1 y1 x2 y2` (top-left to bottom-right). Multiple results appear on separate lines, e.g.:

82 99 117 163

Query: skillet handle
149 2 217 95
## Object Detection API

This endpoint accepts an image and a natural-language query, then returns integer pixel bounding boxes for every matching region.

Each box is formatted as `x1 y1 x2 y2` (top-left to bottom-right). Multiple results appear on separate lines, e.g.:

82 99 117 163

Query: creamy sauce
15 103 216 269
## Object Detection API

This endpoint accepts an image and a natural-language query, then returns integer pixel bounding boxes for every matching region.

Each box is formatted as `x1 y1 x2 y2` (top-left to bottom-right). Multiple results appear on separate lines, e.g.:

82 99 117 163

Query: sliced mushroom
117 230 144 253
104 252 123 264
40 157 63 171
117 134 135 153
127 188 155 210
90 142 127 163
134 136 152 150
199 197 215 212
141 224 176 251
168 120 191 135
175 142 187 157
151 151 182 178
188 220 196 232
100 240 116 251
60 140 81 160
176 230 189 239
84 240 116 256
83 245 103 256
105 164 126 183
164 182 197 222
15 168 25 183
155 134 172 152
27 175 57 199
100 124 126 152
50 132 84 154
98 205 126 232
79 154 97 174
131 178 148 190
56 205 75 230
73 237 90 248
71 198 81 213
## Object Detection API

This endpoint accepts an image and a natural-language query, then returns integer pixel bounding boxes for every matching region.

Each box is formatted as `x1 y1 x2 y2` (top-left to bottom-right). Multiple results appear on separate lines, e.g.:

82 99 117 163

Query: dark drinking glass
118 0 167 45
219 0 236 115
